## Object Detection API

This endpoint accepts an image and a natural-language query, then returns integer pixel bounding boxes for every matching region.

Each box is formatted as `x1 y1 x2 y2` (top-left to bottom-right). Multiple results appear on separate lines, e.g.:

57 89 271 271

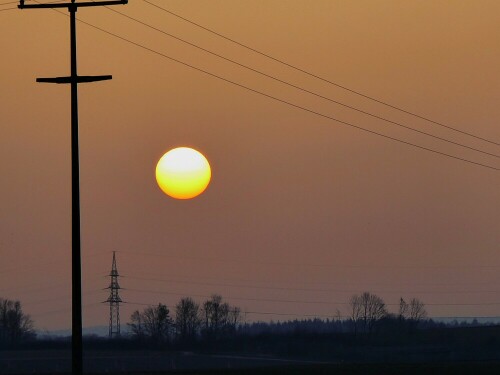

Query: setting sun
155 147 211 199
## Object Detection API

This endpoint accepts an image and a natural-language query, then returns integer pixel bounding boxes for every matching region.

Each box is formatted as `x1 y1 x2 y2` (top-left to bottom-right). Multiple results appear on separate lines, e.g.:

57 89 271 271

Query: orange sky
1 0 499 331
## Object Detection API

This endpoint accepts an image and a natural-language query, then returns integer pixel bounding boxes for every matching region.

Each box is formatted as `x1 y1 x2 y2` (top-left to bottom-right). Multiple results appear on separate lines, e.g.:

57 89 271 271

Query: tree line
0 290 455 349
128 294 242 345
349 292 427 336
4 292 499 365
126 291 428 344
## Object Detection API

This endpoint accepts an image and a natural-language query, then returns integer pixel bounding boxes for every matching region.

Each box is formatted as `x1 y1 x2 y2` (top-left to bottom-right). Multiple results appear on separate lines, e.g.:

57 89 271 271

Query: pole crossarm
19 0 127 9
37 75 112 84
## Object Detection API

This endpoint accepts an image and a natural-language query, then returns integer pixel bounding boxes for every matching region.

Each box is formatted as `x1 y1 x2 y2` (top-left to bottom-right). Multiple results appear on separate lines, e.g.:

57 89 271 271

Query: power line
43 10 500 172
117 250 500 270
142 0 500 148
13 6 499 172
123 301 500 321
124 287 500 307
124 287 342 305
123 275 500 296
0 282 68 296
112 267 498 288
0 250 109 275
24 289 104 307
123 301 150 306
34 301 102 318
0 275 108 298
124 301 340 319
103 6 500 160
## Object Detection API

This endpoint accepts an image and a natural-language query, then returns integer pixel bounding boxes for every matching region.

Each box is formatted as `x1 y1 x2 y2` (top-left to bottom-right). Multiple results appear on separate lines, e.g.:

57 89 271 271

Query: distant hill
38 325 130 338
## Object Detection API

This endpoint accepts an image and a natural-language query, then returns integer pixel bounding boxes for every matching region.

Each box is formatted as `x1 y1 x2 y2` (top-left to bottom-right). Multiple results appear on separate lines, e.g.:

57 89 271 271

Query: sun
155 147 212 199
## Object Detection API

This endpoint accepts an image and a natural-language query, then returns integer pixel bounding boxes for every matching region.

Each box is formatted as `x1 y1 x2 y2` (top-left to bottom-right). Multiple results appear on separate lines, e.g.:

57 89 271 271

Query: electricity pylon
106 251 122 338
18 1 128 374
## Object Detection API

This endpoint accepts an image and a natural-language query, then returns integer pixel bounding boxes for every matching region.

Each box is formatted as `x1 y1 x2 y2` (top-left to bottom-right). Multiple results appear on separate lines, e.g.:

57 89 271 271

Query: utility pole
18 1 128 374
106 251 122 338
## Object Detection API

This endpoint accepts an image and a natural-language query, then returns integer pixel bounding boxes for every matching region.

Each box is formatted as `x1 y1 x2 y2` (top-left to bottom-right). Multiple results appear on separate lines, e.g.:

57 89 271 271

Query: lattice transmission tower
106 251 122 338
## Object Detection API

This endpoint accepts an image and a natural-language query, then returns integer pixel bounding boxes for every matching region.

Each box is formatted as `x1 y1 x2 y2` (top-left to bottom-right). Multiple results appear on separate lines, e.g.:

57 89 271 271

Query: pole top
19 0 128 9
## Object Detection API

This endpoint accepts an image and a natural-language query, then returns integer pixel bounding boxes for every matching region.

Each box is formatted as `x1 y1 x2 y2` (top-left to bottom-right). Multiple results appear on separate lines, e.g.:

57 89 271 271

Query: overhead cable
105 6 500 160
142 0 500 147
41 7 500 172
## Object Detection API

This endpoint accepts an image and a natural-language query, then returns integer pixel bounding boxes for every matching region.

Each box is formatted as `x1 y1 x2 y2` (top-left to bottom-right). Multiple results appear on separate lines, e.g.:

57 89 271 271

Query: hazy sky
1 0 499 331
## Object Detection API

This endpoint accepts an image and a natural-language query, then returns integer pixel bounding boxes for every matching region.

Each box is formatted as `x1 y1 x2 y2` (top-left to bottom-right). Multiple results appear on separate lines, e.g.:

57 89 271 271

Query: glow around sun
155 147 211 199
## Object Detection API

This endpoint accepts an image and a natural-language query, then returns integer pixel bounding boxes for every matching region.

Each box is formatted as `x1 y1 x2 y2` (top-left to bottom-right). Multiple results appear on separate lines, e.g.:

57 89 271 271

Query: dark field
2 350 500 375
1 350 328 374
144 363 500 375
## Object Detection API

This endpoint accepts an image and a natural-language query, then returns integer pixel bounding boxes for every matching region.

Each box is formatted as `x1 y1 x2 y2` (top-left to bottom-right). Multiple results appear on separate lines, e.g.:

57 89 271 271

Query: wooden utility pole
18 1 128 374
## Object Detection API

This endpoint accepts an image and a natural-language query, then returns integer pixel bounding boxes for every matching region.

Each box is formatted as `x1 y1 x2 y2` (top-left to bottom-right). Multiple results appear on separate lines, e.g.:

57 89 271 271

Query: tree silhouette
399 297 409 323
128 303 174 344
349 292 387 335
408 298 427 329
175 297 201 343
397 297 427 332
0 298 35 347
201 294 241 340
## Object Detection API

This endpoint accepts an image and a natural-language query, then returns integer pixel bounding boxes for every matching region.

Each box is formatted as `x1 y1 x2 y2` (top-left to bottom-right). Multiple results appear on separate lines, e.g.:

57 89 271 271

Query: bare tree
202 294 228 339
334 308 342 322
349 294 363 335
228 306 242 329
202 294 241 340
0 298 35 347
361 292 387 333
128 310 145 339
396 296 428 333
128 303 174 344
175 297 201 343
408 298 427 327
398 297 409 322
349 292 387 334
